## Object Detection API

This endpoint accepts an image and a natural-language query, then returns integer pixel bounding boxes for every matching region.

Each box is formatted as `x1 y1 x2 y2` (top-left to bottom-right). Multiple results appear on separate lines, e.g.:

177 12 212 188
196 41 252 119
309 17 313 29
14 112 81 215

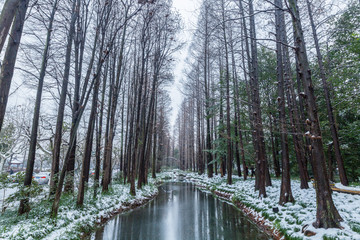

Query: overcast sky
167 0 201 129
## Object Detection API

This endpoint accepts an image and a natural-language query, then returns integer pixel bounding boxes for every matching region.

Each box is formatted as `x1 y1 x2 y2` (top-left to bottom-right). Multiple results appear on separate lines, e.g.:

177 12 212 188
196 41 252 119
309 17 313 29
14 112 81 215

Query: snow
335 183 360 192
161 171 360 240
0 180 159 240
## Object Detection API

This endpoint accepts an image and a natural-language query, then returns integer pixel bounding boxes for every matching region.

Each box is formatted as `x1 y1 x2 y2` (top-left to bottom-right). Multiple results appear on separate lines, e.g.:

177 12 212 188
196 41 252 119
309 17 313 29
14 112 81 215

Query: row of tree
176 0 359 229
0 0 179 218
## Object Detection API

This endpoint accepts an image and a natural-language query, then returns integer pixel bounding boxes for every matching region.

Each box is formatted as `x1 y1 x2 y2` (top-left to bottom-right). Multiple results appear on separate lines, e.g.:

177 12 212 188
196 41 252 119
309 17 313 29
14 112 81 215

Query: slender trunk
49 0 78 196
151 97 158 178
94 56 109 198
18 0 57 214
249 0 267 197
203 5 213 178
239 0 257 184
306 0 348 186
275 0 294 205
221 0 232 185
103 11 128 192
77 65 101 206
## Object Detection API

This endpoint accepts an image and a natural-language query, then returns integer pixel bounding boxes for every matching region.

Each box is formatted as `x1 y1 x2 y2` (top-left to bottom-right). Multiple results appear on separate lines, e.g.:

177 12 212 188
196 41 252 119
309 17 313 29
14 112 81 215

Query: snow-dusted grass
161 171 360 240
0 180 158 240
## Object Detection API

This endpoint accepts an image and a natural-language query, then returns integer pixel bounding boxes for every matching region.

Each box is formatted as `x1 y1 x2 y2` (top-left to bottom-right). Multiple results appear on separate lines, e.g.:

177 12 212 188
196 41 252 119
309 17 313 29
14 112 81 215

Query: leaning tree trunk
18 0 57 215
288 0 343 228
0 0 28 133
0 0 20 54
306 0 348 186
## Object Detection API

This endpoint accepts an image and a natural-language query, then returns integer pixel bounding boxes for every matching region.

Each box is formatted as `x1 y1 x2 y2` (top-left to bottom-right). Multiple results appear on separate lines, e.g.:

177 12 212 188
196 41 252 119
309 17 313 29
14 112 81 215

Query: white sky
168 0 201 129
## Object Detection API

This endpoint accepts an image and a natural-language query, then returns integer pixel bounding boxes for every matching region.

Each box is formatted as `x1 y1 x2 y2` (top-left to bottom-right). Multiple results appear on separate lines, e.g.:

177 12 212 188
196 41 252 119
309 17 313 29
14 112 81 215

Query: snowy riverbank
159 171 360 240
0 181 158 239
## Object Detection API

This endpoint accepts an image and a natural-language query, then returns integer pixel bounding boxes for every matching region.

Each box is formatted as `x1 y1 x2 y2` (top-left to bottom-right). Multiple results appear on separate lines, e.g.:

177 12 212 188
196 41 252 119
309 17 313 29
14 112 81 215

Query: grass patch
323 236 338 240
350 222 360 234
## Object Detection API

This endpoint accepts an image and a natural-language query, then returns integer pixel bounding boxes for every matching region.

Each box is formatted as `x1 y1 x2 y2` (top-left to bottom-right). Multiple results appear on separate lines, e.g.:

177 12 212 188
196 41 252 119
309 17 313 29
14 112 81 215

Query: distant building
8 158 24 170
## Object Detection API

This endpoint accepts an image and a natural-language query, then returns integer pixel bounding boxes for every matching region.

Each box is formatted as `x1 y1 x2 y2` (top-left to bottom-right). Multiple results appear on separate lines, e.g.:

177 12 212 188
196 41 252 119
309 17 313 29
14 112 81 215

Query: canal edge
195 184 283 240
80 190 159 238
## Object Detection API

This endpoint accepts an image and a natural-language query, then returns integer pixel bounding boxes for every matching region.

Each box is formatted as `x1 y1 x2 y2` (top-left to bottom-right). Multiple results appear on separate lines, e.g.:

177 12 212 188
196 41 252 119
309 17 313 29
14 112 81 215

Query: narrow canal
92 182 269 240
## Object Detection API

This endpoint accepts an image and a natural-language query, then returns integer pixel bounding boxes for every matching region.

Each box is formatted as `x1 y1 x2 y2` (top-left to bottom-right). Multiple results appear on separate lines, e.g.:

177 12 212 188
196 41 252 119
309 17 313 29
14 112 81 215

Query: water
92 182 269 240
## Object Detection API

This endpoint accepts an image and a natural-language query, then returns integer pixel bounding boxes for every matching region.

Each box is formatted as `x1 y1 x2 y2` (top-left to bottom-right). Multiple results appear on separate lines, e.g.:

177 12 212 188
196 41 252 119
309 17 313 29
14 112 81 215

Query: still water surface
93 182 269 240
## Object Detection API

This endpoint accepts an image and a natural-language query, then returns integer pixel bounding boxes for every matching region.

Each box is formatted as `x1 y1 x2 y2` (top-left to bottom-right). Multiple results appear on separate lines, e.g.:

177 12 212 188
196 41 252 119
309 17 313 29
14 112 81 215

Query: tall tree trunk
275 0 309 188
0 0 28 133
221 0 232 185
288 0 343 228
77 65 101 206
275 0 294 205
49 0 78 196
203 4 213 179
18 0 57 214
306 0 348 186
249 0 267 197
94 55 109 198
103 10 128 192
0 0 20 54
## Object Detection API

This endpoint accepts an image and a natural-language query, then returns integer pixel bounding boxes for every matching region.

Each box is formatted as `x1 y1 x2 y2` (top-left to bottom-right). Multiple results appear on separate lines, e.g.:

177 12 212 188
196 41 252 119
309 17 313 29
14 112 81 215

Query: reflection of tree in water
94 183 268 240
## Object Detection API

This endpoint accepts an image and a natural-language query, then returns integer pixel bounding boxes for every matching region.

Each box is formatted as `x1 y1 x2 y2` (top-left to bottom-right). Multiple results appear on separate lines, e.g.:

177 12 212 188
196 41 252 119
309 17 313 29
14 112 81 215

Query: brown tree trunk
249 0 267 197
103 10 128 192
306 0 348 186
204 5 213 178
275 0 294 205
0 0 20 54
288 0 343 228
49 0 78 196
18 0 57 215
77 67 101 206
0 0 28 133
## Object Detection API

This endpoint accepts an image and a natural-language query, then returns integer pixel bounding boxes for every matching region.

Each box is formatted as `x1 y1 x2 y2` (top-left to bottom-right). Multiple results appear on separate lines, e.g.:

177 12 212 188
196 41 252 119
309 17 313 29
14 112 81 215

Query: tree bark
0 0 28 133
0 0 20 54
49 0 78 196
288 0 343 228
18 0 57 214
249 0 267 197
275 0 294 205
306 0 348 186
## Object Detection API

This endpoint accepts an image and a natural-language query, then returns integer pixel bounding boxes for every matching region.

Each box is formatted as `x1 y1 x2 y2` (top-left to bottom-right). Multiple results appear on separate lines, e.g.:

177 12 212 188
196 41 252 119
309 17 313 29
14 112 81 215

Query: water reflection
93 182 268 240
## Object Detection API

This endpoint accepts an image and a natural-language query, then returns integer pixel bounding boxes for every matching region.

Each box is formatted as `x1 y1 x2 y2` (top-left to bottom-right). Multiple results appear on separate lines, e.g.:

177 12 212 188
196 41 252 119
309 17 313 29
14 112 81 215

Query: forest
0 0 359 239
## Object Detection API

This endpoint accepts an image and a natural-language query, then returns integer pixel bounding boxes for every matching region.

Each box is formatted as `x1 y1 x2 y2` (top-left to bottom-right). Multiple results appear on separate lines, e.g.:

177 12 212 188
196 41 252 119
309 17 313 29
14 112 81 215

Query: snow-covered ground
160 171 360 240
0 186 17 206
0 181 158 240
